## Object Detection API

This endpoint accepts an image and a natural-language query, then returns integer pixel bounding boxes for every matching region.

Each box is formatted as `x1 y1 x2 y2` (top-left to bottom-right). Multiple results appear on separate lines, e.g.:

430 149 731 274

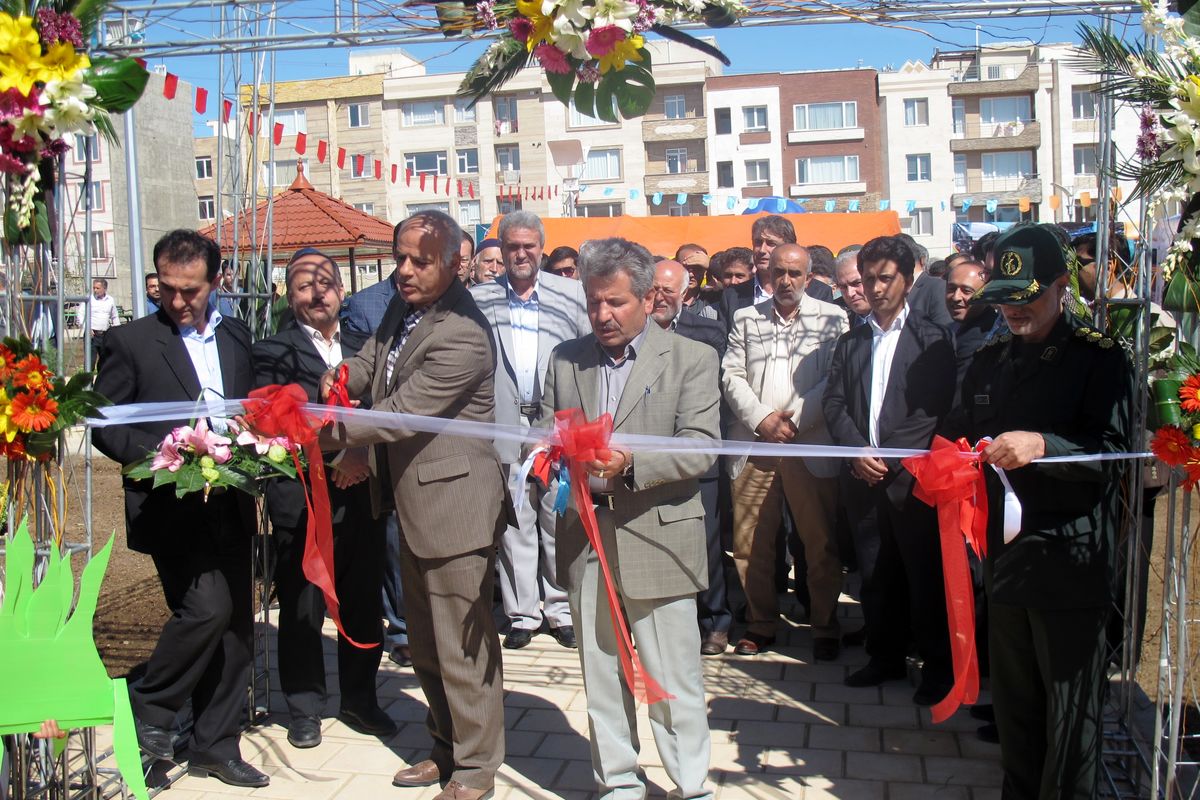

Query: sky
128 8 1146 137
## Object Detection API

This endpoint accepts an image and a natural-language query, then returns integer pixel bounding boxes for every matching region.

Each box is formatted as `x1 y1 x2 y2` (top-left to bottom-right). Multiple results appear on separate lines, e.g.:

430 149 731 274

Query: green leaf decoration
574 77 598 119
608 58 655 120
32 200 50 245
546 68 575 107
458 37 530 106
1181 0 1200 40
649 24 731 65
3 205 20 245
84 58 150 114
593 78 619 123
173 464 206 498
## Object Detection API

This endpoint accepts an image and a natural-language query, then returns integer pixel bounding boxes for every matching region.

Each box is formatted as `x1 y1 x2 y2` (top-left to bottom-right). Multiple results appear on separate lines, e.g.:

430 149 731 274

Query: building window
267 158 306 185
906 154 932 182
793 101 857 131
982 150 1034 183
986 204 1024 224
580 202 623 217
404 151 448 177
569 98 616 128
1072 89 1098 120
903 98 929 126
348 153 375 179
1073 144 1098 176
498 197 523 214
668 204 688 217
353 202 375 215
980 96 1031 124
665 147 688 174
195 155 213 180
495 145 520 173
74 134 99 162
454 97 476 123
796 155 859 184
912 208 933 236
716 161 734 188
407 202 450 216
664 94 686 119
90 231 107 259
954 153 967 191
458 200 482 227
583 148 621 181
952 98 965 135
347 102 371 128
745 159 770 185
273 108 307 136
743 105 768 132
714 107 731 135
494 95 518 134
401 100 445 127
87 181 104 211
198 195 215 220
456 148 479 175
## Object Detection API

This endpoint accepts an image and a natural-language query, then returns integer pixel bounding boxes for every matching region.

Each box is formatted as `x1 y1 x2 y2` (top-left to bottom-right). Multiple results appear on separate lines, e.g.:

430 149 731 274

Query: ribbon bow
243 381 375 650
901 435 989 723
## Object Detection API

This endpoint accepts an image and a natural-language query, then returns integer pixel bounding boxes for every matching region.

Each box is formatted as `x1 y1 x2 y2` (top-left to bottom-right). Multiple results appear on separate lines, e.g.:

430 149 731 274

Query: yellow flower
0 389 17 444
516 0 554 51
0 14 45 96
598 33 643 74
38 41 88 84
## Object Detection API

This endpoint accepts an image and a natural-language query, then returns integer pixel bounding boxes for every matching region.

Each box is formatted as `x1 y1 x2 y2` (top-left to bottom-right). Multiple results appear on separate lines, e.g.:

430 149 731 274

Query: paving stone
814 682 883 704
709 742 764 774
759 746 844 777
802 775 887 800
846 751 923 782
956 731 1003 760
807 724 881 753
848 703 920 729
890 782 971 800
783 663 846 683
884 728 962 757
513 708 589 735
552 759 599 791
718 773 811 799
303 742 403 775
971 787 1002 800
777 700 846 725
534 731 594 760
731 720 809 747
724 660 788 681
497 755 567 788
924 756 1004 785
708 695 779 720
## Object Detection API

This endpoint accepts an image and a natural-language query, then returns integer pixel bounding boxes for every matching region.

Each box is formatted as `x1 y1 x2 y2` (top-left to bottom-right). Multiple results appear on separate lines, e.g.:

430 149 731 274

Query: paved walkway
150 592 1002 799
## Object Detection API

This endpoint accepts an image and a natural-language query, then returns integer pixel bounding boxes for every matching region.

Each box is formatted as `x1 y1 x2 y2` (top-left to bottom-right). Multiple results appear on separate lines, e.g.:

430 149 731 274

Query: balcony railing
494 118 518 136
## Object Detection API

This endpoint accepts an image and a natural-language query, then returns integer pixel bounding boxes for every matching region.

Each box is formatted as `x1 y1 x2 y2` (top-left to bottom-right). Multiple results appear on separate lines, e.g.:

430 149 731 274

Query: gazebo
199 164 395 294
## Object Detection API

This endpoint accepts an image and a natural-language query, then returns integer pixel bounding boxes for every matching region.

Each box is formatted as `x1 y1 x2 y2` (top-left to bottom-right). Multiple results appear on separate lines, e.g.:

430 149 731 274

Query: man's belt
519 403 540 420
592 492 615 510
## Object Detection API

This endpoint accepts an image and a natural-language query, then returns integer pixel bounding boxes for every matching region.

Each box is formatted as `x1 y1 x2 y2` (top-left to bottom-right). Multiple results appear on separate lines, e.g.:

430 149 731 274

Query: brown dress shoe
433 780 494 800
392 759 441 787
733 632 776 656
700 630 728 656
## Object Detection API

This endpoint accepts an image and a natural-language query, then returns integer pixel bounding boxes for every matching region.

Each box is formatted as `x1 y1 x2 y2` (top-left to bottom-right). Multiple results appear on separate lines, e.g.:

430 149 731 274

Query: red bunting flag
374 159 382 179
420 173 427 191
469 182 475 199
317 139 328 164
273 122 283 146
135 57 147 69
248 113 257 136
405 168 412 186
295 132 306 155
352 154 363 174
163 73 178 99
195 87 208 114
433 175 439 193
457 179 463 198
555 186 559 197
391 164 398 183
222 99 232 123
446 175 452 196
336 148 346 169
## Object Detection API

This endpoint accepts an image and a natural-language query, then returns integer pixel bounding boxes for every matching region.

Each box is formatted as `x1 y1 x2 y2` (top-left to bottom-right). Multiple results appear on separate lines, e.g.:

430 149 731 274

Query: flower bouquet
0 336 106 461
1149 341 1200 488
0 0 148 244
457 0 744 121
122 418 303 500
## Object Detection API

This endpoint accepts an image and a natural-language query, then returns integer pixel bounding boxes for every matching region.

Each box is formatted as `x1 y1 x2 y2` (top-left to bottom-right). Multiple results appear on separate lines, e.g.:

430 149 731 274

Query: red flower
3 437 27 460
10 392 57 432
0 344 16 381
534 44 573 75
1184 458 1200 492
509 17 533 41
1181 374 1200 414
13 356 51 393
1153 426 1194 467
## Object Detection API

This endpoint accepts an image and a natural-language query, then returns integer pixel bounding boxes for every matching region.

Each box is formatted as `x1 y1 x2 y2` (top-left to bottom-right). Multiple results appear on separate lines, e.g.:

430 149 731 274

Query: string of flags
143 62 1124 215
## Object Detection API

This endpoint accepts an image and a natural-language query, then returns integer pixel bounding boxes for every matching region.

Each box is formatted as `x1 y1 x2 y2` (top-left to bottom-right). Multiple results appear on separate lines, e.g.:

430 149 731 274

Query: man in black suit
944 258 999 395
92 230 268 788
717 215 832 329
651 259 732 654
834 249 871 330
253 248 393 750
897 233 953 329
822 235 956 705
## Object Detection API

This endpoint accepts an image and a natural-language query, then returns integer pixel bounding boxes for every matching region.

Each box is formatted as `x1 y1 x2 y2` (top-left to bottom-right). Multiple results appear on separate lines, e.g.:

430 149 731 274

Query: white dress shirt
301 322 343 369
762 305 799 412
867 303 909 448
82 294 119 333
752 275 772 303
180 307 227 430
507 279 540 403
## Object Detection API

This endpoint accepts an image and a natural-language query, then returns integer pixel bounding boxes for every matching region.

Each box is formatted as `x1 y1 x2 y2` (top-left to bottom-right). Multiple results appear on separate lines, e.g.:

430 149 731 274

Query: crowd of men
89 209 1134 800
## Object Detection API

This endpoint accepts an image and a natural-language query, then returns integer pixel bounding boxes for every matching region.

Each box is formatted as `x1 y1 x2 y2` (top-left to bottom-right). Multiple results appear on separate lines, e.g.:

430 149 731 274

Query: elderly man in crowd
541 237 720 800
472 210 589 650
723 244 847 659
79 277 119 363
254 248 391 751
650 258 731 655
321 211 509 800
472 238 505 285
833 248 871 330
944 258 997 392
719 215 832 328
675 243 718 319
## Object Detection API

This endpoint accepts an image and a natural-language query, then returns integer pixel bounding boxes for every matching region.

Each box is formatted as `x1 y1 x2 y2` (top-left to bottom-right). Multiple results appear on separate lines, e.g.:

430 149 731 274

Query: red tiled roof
199 165 394 257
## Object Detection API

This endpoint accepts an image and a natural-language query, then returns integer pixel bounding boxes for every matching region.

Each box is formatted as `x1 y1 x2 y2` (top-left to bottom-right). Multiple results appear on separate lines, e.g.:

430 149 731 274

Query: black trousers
844 475 952 685
134 497 253 761
695 476 731 635
273 506 387 719
990 602 1107 800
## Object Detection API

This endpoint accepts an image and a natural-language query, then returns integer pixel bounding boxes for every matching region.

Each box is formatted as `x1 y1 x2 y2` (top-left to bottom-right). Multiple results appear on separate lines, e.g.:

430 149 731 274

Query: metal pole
122 106 146 318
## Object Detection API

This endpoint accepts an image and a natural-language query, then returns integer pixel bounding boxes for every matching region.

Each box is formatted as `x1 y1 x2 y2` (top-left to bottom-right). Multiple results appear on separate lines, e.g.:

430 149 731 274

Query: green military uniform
953 226 1133 800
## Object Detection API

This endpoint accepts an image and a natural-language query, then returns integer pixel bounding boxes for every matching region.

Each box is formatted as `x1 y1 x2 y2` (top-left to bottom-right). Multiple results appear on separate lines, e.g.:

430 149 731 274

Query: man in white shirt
723 244 848 660
80 278 119 363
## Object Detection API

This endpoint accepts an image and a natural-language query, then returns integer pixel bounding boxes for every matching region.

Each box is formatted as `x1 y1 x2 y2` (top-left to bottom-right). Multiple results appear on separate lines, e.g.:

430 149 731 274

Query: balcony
787 127 865 145
950 119 1041 152
948 64 1039 96
494 118 519 137
496 169 521 184
642 116 707 143
644 170 708 195
788 180 866 196
951 174 1043 206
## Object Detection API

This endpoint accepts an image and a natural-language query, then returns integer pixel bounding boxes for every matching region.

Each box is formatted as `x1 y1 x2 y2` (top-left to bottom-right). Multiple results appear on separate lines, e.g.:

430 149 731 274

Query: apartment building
706 68 884 216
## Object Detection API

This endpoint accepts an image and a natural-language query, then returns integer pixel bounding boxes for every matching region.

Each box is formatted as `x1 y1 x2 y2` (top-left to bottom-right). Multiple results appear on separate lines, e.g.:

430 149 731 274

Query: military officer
946 224 1133 800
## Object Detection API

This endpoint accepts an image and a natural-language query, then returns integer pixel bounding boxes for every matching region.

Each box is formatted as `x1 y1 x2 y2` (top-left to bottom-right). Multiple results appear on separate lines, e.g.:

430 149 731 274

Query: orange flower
2 436 27 460
1153 426 1194 466
10 391 57 432
0 345 16 381
13 357 51 392
1181 374 1200 414
1185 458 1200 492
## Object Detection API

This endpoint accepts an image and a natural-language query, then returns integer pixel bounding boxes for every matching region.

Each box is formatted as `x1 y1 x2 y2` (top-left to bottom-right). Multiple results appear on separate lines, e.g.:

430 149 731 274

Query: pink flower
236 427 272 455
0 89 41 121
182 419 233 464
577 63 601 84
150 438 184 472
535 44 573 75
509 17 533 42
586 25 627 57
35 10 84 48
0 152 29 175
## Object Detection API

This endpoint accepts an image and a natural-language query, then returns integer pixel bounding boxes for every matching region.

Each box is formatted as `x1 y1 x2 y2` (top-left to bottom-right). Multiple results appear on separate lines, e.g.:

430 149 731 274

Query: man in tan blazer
540 237 721 800
321 210 507 800
722 244 848 660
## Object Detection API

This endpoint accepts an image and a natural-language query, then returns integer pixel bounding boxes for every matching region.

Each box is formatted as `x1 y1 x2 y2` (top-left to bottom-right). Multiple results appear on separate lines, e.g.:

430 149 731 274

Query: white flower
9 107 48 140
42 92 96 135
591 0 639 31
552 16 590 60
545 0 593 30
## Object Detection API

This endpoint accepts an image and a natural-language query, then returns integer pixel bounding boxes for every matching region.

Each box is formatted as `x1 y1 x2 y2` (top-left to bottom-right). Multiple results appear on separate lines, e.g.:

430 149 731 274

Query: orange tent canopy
485 212 900 255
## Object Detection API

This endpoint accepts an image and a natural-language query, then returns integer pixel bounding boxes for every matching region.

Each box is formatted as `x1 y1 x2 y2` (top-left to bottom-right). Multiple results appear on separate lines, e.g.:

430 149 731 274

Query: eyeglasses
548 266 577 277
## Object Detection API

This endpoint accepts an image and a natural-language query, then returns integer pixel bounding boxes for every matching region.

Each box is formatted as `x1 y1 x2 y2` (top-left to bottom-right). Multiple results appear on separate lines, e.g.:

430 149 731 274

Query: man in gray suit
540 237 720 800
471 210 589 650
321 210 507 800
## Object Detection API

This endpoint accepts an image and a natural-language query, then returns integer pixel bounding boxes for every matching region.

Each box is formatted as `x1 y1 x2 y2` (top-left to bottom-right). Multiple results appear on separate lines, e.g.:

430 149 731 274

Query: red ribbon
537 409 673 705
243 383 375 649
902 435 988 723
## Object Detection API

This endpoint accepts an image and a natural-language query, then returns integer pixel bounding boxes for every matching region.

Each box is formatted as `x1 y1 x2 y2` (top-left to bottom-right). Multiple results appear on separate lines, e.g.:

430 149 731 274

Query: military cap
972 225 1067 306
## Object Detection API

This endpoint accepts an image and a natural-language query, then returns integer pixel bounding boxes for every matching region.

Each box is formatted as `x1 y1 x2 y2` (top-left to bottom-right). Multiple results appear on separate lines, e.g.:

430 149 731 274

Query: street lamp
1048 181 1076 223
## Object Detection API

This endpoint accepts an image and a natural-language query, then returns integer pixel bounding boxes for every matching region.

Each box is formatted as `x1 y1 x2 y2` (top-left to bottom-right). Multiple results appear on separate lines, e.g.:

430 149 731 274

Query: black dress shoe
813 637 840 662
913 681 953 707
503 629 534 649
388 645 413 667
844 660 907 687
187 756 270 788
134 718 174 761
977 722 1000 744
549 625 577 649
338 705 398 737
287 716 322 749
